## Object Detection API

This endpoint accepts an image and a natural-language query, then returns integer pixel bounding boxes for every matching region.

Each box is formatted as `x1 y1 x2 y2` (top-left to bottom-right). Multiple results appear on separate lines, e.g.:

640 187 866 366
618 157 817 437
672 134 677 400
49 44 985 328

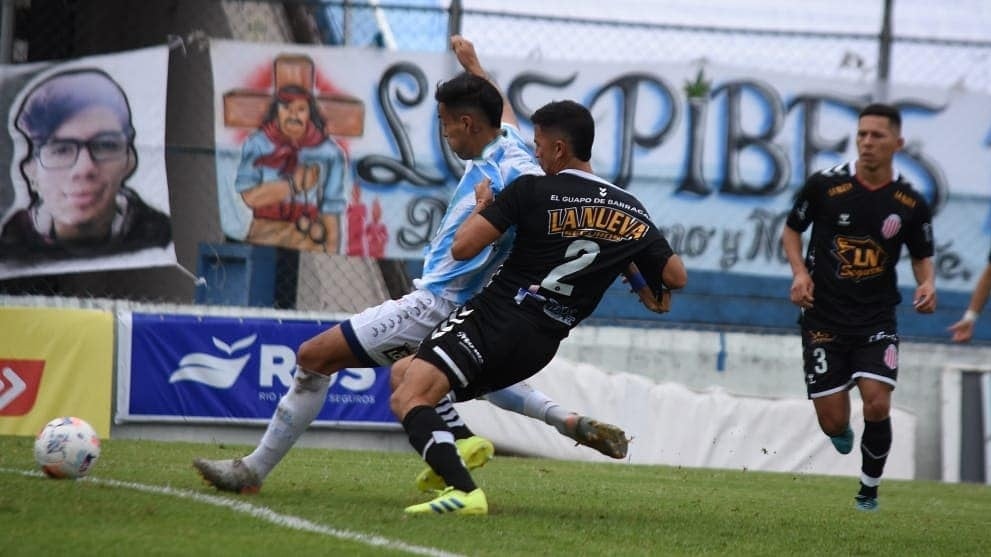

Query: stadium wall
6 297 987 482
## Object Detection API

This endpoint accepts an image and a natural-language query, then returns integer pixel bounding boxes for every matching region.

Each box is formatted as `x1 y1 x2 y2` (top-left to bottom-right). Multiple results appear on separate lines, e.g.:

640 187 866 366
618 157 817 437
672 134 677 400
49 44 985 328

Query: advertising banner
116 312 398 428
0 46 175 279
0 307 113 437
212 39 991 292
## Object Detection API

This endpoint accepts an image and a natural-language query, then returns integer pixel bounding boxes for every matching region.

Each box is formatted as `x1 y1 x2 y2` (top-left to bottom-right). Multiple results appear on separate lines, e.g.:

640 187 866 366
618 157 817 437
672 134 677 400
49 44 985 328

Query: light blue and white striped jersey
414 124 543 304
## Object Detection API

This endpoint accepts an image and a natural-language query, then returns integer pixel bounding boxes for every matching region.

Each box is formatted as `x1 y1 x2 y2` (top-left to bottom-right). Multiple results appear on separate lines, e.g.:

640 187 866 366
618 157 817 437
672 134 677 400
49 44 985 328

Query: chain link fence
1 0 988 320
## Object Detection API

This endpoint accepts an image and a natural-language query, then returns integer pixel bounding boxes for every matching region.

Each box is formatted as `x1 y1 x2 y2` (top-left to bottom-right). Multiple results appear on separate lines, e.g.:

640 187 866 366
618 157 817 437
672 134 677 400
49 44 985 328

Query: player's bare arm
452 210 502 260
450 34 517 128
624 255 686 314
910 257 937 314
949 262 991 342
781 225 814 309
624 262 669 313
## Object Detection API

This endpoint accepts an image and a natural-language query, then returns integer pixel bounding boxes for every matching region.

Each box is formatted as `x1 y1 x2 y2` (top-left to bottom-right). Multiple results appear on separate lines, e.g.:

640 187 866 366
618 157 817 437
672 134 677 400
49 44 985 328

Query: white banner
457 356 916 479
211 39 990 291
0 46 175 279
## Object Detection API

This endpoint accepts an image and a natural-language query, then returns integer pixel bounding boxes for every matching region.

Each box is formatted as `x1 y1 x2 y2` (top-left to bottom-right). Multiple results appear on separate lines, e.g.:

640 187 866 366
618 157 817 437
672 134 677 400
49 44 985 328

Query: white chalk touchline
2 468 463 557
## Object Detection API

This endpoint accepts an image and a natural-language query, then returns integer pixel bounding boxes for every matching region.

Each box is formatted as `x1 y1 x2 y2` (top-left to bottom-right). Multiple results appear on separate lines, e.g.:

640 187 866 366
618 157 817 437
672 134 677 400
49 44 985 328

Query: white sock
485 382 574 435
242 367 331 480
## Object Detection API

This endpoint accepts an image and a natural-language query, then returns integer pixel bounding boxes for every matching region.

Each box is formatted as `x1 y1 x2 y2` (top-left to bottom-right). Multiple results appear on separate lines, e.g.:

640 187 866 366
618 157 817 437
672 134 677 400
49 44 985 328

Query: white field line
2 468 463 557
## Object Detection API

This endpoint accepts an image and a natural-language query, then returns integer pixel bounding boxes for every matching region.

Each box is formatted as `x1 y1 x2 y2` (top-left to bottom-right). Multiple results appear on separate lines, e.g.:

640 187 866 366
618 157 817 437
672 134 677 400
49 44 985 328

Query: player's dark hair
531 100 594 161
434 72 502 128
859 103 901 132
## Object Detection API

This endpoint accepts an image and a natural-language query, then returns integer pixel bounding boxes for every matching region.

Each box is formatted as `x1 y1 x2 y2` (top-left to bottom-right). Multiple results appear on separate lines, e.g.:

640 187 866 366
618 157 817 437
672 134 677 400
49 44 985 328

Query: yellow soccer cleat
405 486 488 515
415 435 494 492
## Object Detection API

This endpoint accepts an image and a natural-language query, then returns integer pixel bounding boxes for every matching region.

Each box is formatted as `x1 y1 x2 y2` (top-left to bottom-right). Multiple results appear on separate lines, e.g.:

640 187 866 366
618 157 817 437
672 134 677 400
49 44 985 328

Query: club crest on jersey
881 214 902 239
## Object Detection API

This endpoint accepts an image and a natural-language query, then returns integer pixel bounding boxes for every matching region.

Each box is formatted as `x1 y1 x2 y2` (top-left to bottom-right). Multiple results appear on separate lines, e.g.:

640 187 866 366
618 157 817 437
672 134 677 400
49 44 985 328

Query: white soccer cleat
193 457 262 494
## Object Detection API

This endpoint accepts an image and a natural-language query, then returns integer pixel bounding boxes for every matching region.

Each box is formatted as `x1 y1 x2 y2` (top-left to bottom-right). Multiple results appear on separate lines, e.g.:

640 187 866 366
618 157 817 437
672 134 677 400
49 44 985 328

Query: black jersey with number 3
476 169 674 334
785 162 934 334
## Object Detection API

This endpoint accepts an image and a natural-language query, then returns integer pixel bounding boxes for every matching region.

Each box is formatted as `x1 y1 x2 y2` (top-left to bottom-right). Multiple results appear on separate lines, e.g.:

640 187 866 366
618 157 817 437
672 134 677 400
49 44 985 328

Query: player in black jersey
391 100 687 515
781 103 936 512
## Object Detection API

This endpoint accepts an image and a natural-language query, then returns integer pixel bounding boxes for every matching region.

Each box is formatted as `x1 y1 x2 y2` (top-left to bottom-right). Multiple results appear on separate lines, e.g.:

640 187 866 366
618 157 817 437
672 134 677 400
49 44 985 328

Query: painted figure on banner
345 185 387 258
221 54 369 254
0 69 172 260
365 198 387 259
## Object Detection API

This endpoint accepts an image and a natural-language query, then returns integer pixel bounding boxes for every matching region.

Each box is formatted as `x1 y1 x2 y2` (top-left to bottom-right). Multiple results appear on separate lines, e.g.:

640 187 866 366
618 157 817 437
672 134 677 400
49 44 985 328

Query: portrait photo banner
0 46 175 280
212 39 991 293
0 307 113 437
115 312 398 428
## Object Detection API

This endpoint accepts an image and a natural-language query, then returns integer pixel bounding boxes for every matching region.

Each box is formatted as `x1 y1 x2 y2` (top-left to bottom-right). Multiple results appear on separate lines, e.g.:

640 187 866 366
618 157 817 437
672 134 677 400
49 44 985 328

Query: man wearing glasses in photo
0 69 171 260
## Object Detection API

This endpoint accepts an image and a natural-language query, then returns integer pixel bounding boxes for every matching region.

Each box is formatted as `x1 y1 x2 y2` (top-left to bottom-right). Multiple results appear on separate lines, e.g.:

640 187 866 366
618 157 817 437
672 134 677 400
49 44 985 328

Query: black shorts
801 328 899 399
415 300 564 402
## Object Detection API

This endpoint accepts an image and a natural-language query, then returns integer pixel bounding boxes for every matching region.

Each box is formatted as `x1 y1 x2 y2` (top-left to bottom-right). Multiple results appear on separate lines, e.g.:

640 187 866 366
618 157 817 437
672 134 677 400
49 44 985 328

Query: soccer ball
33 416 101 479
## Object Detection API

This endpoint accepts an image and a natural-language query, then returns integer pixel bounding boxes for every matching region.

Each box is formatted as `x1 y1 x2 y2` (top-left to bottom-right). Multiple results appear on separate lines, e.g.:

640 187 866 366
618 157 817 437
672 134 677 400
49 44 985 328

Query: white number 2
540 239 600 296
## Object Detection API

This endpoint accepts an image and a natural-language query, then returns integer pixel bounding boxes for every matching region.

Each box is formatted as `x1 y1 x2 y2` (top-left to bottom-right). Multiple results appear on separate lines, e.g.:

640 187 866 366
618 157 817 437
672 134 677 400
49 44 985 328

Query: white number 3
812 347 828 374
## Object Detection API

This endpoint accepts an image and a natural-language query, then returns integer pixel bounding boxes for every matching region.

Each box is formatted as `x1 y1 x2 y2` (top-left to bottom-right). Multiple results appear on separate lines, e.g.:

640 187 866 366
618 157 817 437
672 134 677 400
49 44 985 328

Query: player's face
277 98 311 140
856 115 903 172
533 125 565 175
29 106 133 231
438 103 475 160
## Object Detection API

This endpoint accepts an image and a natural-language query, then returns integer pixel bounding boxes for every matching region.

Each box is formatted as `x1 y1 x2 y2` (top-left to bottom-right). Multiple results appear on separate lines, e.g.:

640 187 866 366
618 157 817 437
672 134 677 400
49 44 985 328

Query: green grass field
1 435 988 556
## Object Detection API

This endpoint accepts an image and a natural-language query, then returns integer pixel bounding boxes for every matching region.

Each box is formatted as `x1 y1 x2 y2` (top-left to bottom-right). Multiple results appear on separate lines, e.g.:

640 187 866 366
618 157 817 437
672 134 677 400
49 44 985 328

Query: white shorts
340 288 458 367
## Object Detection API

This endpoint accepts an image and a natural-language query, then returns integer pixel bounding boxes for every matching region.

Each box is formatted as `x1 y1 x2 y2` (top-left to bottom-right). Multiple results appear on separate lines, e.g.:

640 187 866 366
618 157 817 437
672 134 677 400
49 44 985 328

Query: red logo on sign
0 359 45 416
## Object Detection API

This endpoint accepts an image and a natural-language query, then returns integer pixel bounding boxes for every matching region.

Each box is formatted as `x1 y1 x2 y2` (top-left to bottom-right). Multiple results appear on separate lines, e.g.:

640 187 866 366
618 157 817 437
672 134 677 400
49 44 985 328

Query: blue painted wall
407 261 986 343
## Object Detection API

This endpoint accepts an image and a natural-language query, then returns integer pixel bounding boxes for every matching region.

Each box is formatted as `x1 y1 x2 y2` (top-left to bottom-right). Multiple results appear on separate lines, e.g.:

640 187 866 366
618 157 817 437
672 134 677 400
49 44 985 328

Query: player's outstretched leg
194 367 331 493
486 382 630 459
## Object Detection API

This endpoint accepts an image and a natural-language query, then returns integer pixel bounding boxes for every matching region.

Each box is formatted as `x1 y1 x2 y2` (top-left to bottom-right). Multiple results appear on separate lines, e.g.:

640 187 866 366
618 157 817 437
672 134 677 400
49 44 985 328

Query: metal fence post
0 0 14 64
447 0 462 41
875 0 894 101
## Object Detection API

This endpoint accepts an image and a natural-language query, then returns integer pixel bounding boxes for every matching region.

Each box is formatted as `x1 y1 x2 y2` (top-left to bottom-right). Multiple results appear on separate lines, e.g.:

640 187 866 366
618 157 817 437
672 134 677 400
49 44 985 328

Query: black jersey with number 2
785 162 934 334
476 169 674 335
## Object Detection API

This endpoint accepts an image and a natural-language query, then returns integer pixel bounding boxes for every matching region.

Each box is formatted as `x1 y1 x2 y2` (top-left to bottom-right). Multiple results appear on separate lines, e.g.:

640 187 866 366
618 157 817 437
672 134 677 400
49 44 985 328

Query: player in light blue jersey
193 35 628 495
414 117 537 305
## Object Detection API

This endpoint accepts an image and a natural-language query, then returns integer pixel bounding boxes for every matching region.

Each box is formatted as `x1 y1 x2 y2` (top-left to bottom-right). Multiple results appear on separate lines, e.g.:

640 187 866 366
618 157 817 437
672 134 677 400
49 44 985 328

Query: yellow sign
0 307 113 437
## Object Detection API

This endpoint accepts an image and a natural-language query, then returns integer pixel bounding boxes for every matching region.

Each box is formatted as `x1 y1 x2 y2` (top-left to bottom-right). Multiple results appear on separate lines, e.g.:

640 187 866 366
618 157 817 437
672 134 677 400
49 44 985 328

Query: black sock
402 405 477 493
858 482 878 499
859 417 891 497
435 395 474 440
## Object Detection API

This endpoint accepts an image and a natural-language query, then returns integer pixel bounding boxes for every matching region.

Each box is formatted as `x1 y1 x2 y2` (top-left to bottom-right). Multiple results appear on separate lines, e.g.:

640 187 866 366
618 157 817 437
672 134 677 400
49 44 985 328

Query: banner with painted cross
211 39 991 293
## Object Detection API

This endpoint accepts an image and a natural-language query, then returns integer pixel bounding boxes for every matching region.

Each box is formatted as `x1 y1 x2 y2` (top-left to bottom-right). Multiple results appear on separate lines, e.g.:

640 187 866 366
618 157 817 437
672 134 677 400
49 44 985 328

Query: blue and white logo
123 313 396 426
